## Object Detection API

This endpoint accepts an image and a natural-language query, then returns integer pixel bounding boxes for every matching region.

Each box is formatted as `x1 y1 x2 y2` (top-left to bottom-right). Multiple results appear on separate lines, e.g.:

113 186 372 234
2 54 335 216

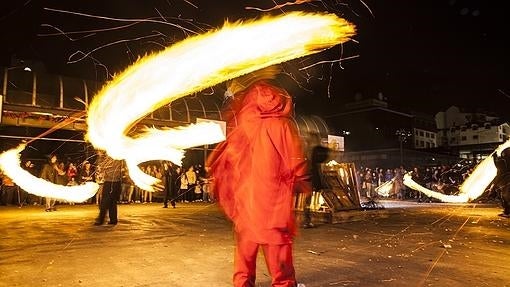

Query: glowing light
403 138 510 203
124 123 226 191
375 179 394 197
0 145 99 202
403 173 467 203
86 12 355 191
326 160 340 166
458 138 510 200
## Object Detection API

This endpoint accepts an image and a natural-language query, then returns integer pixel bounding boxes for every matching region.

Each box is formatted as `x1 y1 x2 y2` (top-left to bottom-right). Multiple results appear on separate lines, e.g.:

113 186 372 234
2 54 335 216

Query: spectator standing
79 161 94 184
185 166 197 202
492 148 510 217
121 167 134 204
163 162 178 208
94 151 123 225
40 154 59 211
364 169 373 199
1 173 18 206
393 167 404 200
303 133 329 228
66 162 77 183
178 168 188 202
94 166 105 205
20 160 37 205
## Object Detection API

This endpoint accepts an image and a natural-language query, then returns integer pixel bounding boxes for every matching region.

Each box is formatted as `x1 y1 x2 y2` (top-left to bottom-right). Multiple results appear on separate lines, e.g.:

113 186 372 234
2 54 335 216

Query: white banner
328 135 344 151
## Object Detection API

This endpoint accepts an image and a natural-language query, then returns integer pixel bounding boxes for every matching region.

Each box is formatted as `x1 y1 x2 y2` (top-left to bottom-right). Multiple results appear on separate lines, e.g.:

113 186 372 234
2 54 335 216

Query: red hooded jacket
207 81 311 244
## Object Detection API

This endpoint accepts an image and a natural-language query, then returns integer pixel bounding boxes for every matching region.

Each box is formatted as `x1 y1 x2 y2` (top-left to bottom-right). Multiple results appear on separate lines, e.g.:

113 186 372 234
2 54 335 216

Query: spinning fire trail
0 12 356 200
373 138 510 203
402 139 510 203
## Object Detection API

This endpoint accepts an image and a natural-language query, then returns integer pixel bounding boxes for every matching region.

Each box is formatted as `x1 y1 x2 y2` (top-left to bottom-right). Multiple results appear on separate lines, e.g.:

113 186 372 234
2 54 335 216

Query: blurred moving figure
492 147 510 218
207 66 311 287
94 151 123 225
302 133 329 228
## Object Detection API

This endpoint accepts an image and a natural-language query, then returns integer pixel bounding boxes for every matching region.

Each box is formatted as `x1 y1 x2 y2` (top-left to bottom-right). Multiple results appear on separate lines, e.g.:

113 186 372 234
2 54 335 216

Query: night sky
1 0 508 119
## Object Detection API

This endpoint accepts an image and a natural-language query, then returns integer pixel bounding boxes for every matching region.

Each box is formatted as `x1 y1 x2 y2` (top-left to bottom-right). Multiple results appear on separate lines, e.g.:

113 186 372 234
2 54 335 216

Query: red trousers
233 232 296 287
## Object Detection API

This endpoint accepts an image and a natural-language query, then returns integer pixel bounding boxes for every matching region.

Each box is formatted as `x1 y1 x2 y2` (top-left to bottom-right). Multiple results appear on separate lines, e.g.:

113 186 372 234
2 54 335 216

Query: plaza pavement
0 200 509 287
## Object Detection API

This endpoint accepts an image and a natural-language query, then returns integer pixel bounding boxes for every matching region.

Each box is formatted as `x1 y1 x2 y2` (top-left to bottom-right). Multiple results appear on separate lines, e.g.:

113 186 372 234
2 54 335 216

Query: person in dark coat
493 147 510 217
163 162 178 208
302 133 330 228
40 154 60 211
94 151 123 225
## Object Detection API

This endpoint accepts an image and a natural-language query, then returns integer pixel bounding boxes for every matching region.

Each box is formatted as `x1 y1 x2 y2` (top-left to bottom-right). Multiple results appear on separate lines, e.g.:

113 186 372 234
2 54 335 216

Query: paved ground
1 200 509 287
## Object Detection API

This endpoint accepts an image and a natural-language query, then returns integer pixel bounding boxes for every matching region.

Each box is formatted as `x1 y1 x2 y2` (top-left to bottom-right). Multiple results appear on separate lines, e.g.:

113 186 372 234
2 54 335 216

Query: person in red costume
206 66 311 287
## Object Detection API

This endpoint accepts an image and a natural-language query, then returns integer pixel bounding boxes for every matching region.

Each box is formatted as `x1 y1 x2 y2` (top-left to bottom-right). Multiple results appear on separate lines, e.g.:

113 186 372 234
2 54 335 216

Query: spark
0 135 85 143
497 88 510 100
42 7 205 66
418 214 473 286
0 0 33 21
39 22 141 39
44 8 198 35
246 0 318 12
298 54 360 70
86 12 356 192
88 55 113 79
327 62 334 98
358 0 375 18
282 70 314 93
336 43 346 70
67 33 162 64
182 0 198 9
39 16 203 38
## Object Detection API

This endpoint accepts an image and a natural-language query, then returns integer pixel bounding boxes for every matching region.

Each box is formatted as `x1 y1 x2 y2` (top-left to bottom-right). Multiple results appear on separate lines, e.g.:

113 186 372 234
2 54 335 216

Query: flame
375 179 395 197
403 173 468 203
0 145 99 202
86 12 356 191
403 138 510 202
124 123 226 191
458 138 510 200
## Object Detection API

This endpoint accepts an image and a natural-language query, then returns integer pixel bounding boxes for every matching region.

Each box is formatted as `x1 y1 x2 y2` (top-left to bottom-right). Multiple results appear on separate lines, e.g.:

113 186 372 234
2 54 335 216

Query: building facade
325 96 451 168
435 106 510 159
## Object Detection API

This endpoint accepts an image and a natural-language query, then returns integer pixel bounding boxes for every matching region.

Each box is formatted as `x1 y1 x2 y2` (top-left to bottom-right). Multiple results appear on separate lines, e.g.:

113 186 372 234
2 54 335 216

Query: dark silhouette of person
163 162 178 208
302 133 330 228
94 151 123 225
40 154 60 211
492 147 510 217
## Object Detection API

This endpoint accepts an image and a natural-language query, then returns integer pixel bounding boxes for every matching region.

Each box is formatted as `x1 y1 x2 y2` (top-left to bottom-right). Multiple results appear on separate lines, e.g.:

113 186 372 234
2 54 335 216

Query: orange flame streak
86 12 356 192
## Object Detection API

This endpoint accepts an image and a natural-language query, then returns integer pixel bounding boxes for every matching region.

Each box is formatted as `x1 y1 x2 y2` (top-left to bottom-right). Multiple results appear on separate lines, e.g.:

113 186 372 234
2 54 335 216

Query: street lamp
2 65 34 106
396 129 412 167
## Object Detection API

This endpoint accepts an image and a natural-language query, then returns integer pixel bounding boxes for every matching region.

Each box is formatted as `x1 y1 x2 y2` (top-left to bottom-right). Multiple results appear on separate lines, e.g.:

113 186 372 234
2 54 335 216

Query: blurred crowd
356 160 479 202
0 153 214 209
1 153 496 209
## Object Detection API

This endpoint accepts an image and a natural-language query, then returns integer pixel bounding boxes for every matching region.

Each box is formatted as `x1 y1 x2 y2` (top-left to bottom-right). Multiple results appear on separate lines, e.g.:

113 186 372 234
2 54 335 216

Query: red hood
232 81 293 122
